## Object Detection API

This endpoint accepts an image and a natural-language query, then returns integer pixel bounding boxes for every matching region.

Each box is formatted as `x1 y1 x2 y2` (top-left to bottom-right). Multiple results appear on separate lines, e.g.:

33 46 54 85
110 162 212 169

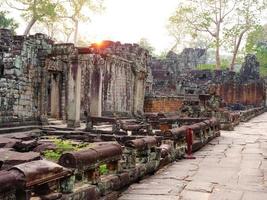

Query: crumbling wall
144 96 184 113
214 81 265 106
0 30 150 127
146 54 265 109
45 43 77 121
149 48 207 95
80 41 150 117
0 29 53 125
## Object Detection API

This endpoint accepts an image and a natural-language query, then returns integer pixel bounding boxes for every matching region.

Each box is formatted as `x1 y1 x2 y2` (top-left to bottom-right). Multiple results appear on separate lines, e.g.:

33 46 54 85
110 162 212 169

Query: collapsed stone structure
146 54 265 112
0 29 150 128
149 48 207 95
0 28 266 199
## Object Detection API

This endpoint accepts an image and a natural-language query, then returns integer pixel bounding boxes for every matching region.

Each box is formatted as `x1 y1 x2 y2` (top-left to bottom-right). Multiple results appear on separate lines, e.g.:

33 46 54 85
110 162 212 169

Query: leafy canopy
0 11 18 33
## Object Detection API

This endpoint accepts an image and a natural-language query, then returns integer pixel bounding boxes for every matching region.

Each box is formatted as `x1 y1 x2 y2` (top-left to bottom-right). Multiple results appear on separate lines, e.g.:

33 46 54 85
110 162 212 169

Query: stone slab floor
119 113 267 200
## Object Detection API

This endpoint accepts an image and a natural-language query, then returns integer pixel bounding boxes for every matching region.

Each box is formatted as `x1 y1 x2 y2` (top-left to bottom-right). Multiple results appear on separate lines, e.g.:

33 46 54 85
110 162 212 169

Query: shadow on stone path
119 113 267 200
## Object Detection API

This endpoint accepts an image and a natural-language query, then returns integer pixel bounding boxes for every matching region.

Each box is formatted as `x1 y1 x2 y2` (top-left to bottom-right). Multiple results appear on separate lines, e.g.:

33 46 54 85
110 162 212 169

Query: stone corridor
119 113 267 200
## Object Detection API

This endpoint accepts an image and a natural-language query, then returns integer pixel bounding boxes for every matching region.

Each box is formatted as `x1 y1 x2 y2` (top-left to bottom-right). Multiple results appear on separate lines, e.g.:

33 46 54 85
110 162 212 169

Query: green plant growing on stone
99 164 108 175
43 150 62 161
197 60 229 71
54 139 75 152
43 139 88 161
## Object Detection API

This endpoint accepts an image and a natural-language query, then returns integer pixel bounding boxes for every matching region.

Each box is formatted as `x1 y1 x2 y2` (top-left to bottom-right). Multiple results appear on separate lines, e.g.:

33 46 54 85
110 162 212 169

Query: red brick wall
144 97 183 112
216 82 265 106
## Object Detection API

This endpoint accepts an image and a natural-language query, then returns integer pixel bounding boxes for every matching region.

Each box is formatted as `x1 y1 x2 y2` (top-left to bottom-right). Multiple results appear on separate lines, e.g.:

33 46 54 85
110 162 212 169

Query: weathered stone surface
240 54 260 81
0 29 151 128
119 112 267 200
146 53 265 109
0 148 41 168
0 137 19 148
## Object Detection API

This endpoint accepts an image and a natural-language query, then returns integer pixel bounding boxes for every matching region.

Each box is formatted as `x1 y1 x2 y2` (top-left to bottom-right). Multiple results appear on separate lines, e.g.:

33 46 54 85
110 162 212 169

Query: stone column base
67 120 80 128
40 116 49 125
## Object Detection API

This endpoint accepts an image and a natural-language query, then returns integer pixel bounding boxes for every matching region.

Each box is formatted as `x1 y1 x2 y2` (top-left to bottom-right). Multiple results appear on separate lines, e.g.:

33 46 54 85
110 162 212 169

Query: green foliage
197 64 215 70
0 11 18 33
54 139 76 152
245 24 267 77
68 0 105 21
197 59 230 70
257 46 267 77
99 164 108 175
138 38 155 55
6 0 62 21
5 0 66 34
43 139 88 161
246 25 267 53
169 0 267 69
43 150 61 161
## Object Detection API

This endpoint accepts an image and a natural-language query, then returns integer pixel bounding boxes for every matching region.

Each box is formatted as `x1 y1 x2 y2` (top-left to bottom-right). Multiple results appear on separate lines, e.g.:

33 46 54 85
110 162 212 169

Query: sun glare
95 41 103 47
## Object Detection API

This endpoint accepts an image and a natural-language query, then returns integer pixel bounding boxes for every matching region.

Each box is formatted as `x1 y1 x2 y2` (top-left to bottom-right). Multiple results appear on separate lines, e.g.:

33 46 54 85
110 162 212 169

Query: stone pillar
39 68 48 125
50 74 60 118
61 72 66 121
133 71 146 115
67 60 81 127
90 65 102 116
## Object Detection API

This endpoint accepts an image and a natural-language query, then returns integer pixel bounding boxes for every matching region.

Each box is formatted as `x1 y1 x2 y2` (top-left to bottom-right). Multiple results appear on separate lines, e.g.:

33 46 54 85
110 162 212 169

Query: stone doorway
47 72 63 119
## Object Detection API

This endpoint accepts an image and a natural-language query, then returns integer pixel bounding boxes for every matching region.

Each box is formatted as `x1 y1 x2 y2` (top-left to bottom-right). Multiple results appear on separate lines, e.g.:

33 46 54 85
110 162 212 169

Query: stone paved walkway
119 113 267 200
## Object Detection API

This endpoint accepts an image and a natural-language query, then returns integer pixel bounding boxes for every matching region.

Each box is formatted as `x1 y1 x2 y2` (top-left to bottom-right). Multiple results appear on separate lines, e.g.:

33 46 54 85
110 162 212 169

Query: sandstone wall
215 81 265 106
0 30 150 127
144 96 184 113
147 54 266 108
0 30 53 125
80 41 150 117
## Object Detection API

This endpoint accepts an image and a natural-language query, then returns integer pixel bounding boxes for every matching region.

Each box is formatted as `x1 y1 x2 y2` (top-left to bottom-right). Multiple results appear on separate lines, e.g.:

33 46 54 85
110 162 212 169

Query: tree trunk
73 20 79 45
24 18 37 35
215 23 221 70
230 30 247 70
215 37 221 70
170 41 178 52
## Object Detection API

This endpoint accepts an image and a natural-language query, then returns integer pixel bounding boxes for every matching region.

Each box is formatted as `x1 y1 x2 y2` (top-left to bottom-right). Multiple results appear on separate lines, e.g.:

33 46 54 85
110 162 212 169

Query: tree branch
221 0 237 21
5 1 27 11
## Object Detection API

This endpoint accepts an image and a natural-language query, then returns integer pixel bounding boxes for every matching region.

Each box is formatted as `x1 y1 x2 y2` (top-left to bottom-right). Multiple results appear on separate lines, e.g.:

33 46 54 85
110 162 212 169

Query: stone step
0 120 40 128
0 125 41 134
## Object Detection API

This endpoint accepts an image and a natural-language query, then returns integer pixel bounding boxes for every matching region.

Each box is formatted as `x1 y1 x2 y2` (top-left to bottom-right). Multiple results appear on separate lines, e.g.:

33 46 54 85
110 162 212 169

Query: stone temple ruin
0 29 266 200
0 29 149 128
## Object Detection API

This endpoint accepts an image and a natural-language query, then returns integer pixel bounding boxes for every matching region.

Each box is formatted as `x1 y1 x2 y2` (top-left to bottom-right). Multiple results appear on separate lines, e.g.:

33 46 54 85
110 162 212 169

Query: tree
246 25 267 76
0 11 18 33
33 18 75 42
60 0 105 45
169 0 267 70
169 0 237 69
138 38 155 55
224 0 267 70
245 24 267 53
5 0 64 35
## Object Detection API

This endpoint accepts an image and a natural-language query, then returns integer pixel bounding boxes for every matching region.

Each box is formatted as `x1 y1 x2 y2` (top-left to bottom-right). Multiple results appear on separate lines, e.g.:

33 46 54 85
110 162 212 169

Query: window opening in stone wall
0 64 4 77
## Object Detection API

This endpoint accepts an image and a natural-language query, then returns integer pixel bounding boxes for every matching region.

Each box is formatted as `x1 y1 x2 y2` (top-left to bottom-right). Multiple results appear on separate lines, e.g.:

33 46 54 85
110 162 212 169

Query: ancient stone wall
144 96 184 113
0 30 150 127
146 54 266 109
214 81 265 106
148 48 207 95
0 29 53 125
80 41 150 117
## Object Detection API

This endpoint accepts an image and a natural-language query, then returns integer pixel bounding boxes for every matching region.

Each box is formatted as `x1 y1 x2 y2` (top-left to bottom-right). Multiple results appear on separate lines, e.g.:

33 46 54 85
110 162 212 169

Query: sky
8 0 267 55
82 0 179 54
13 0 179 54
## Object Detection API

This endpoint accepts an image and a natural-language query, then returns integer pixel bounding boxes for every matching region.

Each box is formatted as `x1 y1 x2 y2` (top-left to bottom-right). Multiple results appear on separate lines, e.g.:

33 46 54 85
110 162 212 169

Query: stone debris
0 28 266 200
